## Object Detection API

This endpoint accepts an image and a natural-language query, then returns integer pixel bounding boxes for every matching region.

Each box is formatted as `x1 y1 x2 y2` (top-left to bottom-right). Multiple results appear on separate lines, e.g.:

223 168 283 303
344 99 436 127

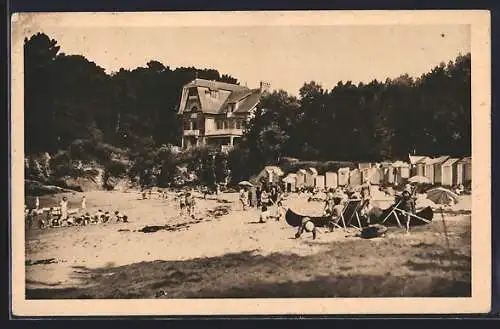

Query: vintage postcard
10 10 491 316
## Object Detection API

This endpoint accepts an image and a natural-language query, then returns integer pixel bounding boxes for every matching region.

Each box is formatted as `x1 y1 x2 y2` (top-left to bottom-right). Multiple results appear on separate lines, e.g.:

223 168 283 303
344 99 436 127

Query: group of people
237 184 286 223
25 195 128 229
141 189 169 200
295 183 419 239
178 190 197 218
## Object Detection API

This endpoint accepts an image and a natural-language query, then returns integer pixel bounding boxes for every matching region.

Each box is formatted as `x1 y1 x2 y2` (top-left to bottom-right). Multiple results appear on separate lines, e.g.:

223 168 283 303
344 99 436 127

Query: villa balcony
183 129 200 136
204 128 243 137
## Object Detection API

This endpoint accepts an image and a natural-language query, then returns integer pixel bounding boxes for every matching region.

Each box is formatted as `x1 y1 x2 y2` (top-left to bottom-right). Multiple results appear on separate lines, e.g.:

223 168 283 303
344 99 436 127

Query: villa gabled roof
181 79 262 115
184 78 248 92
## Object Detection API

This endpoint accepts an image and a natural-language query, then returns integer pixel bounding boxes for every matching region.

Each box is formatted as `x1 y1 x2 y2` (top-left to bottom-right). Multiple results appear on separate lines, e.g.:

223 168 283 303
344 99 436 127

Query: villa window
188 87 197 97
192 120 198 130
216 119 223 130
183 121 191 130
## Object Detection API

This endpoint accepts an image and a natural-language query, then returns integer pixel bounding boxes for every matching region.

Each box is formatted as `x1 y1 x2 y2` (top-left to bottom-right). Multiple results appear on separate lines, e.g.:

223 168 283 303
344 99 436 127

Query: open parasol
238 181 254 187
426 187 459 279
408 175 431 184
426 187 459 205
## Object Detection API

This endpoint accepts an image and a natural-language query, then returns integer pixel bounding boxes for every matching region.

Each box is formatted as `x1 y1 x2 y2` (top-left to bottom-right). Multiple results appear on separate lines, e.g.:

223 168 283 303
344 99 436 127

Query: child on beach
295 217 317 240
94 209 104 223
259 205 270 223
83 212 91 225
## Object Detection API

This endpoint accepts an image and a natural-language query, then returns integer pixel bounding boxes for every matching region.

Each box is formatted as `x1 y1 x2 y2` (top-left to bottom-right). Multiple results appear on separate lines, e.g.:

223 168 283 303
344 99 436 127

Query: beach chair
327 210 347 231
380 200 432 229
340 199 364 229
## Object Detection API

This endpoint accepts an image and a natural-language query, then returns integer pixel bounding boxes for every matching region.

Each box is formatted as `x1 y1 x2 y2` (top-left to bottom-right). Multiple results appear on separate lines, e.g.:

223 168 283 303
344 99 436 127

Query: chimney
259 81 270 94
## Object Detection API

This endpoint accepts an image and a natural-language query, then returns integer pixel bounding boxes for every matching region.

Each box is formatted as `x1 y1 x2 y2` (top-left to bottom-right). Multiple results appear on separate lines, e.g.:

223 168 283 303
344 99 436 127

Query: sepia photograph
10 11 491 316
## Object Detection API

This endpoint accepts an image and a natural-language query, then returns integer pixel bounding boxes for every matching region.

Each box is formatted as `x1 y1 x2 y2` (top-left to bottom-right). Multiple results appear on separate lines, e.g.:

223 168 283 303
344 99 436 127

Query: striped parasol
426 187 459 205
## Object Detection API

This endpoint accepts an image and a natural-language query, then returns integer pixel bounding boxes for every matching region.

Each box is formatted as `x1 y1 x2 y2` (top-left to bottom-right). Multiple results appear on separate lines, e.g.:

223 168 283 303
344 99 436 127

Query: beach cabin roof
416 156 433 165
307 167 318 175
392 160 410 168
430 156 450 165
409 155 426 165
458 157 472 164
283 174 297 183
297 169 307 174
442 158 460 166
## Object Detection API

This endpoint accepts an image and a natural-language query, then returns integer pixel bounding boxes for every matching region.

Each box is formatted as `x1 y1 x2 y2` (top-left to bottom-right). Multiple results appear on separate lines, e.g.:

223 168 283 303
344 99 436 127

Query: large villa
177 78 270 151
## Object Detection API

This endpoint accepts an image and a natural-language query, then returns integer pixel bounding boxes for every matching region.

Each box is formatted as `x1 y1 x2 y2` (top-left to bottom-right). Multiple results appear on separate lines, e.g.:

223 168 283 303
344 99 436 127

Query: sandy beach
25 190 471 299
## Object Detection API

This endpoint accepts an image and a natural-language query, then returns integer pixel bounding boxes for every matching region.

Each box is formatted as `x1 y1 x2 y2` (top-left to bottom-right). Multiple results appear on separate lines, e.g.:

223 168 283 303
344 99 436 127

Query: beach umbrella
238 181 253 187
408 175 430 184
426 187 459 205
427 187 459 279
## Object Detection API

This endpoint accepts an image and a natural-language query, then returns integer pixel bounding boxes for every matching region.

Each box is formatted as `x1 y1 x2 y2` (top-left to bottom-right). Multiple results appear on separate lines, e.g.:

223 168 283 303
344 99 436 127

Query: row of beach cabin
259 156 471 193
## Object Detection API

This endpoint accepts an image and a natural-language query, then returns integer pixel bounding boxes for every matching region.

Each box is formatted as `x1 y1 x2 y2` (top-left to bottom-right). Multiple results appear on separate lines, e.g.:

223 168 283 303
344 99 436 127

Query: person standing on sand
35 196 40 210
60 197 68 222
239 188 248 211
256 186 262 208
275 192 285 221
260 188 270 208
81 195 86 210
359 186 373 226
25 209 34 230
398 187 416 234
179 192 188 216
188 192 196 218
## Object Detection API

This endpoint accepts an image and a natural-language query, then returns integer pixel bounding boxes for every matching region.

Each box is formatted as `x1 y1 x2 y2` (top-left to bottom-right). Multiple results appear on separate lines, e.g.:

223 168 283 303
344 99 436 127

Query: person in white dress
60 197 68 222
81 195 86 210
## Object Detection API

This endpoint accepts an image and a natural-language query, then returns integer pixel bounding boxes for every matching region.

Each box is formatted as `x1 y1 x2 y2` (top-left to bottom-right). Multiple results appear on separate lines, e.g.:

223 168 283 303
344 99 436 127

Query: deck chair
381 201 432 229
339 199 364 230
324 207 347 232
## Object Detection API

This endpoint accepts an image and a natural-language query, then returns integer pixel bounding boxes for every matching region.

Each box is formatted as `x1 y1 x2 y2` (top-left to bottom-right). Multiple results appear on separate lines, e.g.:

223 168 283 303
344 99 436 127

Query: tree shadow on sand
26 236 471 299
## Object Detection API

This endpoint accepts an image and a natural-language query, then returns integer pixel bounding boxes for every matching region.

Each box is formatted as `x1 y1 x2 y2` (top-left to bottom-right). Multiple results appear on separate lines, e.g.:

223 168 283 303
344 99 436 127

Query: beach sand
24 190 471 299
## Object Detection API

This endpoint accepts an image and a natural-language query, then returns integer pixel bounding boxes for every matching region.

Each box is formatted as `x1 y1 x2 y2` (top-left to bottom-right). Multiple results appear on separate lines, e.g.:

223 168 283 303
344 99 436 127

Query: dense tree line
24 33 237 187
230 53 470 181
24 32 470 188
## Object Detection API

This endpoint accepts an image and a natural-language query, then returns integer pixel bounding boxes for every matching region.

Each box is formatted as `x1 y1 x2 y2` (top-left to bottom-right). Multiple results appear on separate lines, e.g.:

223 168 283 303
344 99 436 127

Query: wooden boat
285 208 331 228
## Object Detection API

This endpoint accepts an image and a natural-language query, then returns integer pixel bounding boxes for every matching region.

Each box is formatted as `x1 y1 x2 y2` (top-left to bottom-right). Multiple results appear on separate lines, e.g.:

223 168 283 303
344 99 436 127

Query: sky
17 13 470 96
